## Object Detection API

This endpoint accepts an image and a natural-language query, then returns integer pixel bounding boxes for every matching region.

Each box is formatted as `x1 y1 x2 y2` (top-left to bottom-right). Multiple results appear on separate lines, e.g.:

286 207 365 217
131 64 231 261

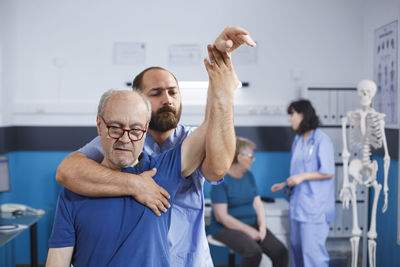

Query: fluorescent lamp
179 81 242 89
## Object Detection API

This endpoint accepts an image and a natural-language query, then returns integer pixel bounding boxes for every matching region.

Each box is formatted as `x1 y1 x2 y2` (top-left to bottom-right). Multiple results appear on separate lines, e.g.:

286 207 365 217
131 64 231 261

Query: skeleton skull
357 80 377 107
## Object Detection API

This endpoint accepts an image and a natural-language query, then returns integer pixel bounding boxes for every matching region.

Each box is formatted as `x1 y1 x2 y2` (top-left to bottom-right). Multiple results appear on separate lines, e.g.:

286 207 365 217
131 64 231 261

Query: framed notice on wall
373 20 398 126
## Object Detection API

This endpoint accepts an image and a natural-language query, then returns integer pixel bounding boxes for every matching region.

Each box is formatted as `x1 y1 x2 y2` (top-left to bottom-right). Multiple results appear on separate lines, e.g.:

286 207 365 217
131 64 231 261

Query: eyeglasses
240 152 255 160
100 116 147 142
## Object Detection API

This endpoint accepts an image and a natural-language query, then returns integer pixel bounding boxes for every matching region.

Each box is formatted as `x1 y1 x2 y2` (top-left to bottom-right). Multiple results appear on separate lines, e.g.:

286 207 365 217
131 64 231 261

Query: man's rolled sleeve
78 136 104 162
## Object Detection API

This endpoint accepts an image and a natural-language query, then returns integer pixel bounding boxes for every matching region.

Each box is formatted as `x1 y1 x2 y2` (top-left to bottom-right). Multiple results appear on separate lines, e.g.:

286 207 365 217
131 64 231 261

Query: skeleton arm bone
340 115 352 209
380 118 390 213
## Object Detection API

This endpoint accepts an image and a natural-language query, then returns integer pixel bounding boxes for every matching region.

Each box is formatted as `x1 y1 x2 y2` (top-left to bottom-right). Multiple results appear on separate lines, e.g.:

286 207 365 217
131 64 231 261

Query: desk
205 198 290 267
0 212 44 267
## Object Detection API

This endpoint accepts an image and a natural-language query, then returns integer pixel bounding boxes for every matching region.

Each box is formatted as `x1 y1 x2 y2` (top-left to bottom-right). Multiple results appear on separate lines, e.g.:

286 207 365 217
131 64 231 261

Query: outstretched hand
204 44 240 92
214 26 256 53
271 182 286 193
132 168 171 216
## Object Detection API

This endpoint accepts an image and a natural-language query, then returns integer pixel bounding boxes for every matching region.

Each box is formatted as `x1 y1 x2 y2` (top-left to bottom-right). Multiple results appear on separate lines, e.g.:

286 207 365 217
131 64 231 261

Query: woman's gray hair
97 89 152 122
232 137 256 164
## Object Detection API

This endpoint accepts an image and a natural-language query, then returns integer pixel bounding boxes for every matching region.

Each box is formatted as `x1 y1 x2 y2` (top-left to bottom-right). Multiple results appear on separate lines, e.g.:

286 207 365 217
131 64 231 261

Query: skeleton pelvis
348 159 378 185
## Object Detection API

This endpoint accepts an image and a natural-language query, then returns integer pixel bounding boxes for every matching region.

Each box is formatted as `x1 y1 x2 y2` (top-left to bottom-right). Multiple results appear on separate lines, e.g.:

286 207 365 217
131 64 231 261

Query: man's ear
96 116 101 136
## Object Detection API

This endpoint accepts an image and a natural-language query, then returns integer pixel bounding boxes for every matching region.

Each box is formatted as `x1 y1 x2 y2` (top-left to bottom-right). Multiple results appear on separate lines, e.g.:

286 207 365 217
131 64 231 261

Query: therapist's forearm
56 151 136 197
300 171 333 181
201 87 235 181
287 171 333 187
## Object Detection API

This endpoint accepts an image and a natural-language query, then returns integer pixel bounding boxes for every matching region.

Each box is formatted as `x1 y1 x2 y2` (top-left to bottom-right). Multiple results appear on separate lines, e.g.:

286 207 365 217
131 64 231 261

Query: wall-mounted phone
0 203 45 215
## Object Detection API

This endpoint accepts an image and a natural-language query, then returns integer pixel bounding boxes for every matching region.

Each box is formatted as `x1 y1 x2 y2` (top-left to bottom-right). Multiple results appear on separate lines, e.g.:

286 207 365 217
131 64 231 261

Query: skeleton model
340 80 390 267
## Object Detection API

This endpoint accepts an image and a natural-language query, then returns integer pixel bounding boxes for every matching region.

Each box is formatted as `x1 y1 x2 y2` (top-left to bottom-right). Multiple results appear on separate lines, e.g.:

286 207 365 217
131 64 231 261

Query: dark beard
149 105 182 132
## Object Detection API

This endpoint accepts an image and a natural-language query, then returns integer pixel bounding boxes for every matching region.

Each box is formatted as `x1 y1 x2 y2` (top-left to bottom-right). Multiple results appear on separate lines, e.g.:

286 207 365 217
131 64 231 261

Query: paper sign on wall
169 44 202 65
113 42 146 65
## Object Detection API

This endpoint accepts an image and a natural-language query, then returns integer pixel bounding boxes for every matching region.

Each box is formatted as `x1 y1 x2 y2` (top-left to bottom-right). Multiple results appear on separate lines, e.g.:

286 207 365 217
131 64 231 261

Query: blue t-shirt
48 144 184 267
208 171 258 236
289 128 336 223
78 124 217 267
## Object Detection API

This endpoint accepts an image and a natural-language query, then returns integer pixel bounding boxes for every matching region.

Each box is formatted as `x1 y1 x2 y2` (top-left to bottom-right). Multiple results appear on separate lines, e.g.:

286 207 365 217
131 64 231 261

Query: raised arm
181 45 237 179
179 26 255 179
46 247 74 267
56 151 170 216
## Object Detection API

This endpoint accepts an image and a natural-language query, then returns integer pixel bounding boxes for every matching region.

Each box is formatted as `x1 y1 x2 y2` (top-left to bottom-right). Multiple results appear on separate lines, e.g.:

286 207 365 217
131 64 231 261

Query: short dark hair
132 66 179 91
287 99 320 134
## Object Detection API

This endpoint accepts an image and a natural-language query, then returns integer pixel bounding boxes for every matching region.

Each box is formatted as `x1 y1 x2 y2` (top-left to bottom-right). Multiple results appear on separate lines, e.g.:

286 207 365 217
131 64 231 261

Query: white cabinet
309 87 359 126
308 87 368 267
323 128 342 163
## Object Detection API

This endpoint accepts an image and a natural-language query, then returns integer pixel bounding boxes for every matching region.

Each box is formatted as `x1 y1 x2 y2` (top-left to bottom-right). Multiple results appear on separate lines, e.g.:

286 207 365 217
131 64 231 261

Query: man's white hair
97 89 152 122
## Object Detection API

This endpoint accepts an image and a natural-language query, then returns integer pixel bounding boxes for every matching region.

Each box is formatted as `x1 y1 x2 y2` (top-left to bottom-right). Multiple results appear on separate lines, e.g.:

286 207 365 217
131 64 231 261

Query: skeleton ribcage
348 111 384 164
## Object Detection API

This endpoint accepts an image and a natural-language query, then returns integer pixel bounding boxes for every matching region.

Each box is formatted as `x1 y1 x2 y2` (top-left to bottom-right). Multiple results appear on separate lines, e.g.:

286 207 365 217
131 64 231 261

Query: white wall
1 0 17 127
1 0 367 126
0 1 5 126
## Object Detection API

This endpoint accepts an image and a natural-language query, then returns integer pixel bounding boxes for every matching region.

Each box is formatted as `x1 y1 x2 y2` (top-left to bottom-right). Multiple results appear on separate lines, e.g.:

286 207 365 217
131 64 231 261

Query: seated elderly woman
208 137 288 267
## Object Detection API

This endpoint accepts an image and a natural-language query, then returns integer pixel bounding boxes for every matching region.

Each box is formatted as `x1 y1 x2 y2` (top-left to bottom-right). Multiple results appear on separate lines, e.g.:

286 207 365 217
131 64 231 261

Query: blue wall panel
373 157 400 267
0 151 68 266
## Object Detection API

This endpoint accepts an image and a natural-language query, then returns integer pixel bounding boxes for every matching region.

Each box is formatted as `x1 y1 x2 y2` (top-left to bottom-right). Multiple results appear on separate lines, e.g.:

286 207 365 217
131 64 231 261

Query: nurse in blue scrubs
271 99 336 267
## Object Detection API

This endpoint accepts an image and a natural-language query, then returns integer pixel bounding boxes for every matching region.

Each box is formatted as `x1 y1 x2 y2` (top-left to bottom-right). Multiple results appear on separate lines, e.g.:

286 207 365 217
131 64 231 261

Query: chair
207 235 235 267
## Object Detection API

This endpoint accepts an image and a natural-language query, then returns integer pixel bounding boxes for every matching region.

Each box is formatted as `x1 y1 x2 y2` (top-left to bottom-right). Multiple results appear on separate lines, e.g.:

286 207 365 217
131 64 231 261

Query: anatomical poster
373 20 398 125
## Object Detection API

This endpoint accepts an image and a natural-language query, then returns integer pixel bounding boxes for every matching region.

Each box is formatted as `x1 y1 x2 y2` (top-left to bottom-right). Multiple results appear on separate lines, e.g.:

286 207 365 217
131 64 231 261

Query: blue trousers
290 219 329 267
